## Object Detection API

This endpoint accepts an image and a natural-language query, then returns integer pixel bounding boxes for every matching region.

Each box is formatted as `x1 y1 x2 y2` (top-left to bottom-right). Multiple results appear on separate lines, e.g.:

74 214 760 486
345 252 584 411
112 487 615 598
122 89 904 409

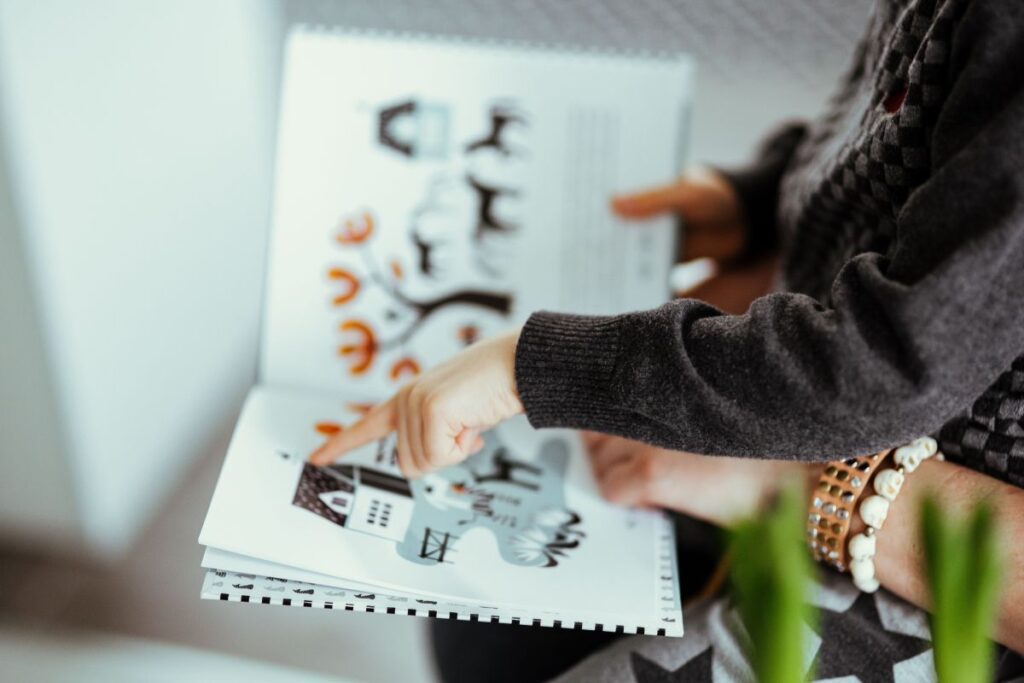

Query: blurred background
0 0 867 680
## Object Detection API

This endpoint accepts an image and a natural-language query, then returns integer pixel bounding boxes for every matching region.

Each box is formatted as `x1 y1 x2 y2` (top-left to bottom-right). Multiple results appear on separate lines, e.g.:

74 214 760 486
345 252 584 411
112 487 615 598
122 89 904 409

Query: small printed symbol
418 528 456 563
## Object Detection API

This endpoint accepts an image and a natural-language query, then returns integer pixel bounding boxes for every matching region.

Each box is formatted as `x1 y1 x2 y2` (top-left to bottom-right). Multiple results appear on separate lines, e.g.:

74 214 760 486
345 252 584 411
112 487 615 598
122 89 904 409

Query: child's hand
309 329 524 477
610 166 747 263
583 432 809 526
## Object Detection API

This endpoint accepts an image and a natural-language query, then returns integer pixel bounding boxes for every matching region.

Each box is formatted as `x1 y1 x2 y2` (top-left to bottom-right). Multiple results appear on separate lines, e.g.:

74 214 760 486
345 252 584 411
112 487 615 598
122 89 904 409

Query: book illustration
328 100 528 383
292 429 585 568
377 99 451 160
464 102 527 157
376 98 526 161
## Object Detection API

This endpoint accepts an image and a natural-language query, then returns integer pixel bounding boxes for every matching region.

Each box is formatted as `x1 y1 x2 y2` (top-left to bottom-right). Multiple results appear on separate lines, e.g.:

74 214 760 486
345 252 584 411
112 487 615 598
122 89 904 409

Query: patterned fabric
940 357 1024 488
556 572 939 683
777 0 959 302
557 570 1024 682
776 0 1024 487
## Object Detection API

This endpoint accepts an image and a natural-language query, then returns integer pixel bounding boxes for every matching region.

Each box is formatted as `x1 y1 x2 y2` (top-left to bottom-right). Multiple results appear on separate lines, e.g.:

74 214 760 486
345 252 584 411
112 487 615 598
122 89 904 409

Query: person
311 0 1024 679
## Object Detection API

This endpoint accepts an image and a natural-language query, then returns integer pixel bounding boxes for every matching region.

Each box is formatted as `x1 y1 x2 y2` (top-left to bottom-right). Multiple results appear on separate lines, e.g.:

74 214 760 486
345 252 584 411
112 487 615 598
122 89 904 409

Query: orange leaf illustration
327 267 360 306
458 324 481 346
336 211 375 245
314 421 343 437
389 356 421 381
389 259 404 280
338 319 377 375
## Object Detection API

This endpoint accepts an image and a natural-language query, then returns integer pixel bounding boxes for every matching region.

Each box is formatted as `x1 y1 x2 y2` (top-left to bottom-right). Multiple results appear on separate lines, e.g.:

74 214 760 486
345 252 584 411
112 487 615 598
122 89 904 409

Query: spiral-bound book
198 26 693 636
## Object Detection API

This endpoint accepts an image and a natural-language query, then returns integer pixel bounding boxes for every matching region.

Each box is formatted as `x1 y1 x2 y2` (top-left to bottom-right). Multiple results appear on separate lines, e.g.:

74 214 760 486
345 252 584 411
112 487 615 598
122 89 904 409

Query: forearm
853 459 1024 651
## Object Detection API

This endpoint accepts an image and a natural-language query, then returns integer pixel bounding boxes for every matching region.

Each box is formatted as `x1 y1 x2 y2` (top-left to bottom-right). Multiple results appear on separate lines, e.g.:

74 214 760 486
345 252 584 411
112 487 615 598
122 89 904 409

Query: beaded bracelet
847 436 939 592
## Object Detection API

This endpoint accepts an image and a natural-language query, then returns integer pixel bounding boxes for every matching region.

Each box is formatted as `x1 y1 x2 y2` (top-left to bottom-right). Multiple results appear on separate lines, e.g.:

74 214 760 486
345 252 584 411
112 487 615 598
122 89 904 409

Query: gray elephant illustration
292 430 584 568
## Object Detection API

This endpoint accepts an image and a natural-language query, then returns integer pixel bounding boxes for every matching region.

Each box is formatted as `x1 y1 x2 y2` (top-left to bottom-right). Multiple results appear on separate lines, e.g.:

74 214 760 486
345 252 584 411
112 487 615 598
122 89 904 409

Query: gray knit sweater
514 0 1024 481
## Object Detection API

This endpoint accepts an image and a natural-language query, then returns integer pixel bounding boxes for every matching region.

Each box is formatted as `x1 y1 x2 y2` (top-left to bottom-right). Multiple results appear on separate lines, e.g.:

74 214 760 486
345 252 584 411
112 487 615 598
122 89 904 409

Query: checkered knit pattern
773 0 1024 487
940 358 1024 487
778 0 961 302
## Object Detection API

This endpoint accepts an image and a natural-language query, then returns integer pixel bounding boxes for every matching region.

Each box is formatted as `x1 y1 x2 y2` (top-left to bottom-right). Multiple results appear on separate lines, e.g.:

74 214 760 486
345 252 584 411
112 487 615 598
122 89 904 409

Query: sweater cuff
514 311 629 430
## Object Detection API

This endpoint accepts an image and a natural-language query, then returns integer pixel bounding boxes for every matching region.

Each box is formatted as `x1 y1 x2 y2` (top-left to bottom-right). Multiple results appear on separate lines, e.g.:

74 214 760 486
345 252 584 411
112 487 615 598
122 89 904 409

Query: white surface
0 627 349 683
0 0 283 556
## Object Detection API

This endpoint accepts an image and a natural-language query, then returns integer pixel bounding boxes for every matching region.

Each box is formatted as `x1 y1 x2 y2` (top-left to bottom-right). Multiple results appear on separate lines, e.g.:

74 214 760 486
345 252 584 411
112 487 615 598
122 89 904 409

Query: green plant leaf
729 484 817 683
922 495 1001 683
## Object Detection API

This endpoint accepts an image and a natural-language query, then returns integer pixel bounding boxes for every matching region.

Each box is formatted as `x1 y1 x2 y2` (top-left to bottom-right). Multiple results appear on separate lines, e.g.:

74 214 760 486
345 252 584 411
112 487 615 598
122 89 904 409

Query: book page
199 386 682 635
261 29 693 397
200 548 669 632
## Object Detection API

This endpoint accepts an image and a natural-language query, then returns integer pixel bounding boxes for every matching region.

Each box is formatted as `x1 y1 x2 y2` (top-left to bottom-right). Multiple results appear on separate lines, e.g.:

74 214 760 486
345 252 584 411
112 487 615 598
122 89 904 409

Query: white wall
0 0 284 557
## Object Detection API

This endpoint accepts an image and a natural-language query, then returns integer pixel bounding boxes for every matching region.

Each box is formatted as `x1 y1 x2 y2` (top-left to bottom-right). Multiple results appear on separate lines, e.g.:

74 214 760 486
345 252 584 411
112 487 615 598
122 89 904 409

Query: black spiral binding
216 590 672 636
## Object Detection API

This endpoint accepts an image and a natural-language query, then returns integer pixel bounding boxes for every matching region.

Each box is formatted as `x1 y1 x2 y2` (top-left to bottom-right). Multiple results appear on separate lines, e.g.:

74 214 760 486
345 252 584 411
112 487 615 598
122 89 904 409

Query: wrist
501 327 525 414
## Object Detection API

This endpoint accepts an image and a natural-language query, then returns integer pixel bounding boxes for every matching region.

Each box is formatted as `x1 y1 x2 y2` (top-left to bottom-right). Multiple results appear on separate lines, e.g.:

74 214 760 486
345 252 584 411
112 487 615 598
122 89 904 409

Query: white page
200 544 679 634
199 568 641 632
199 386 682 634
261 29 693 397
201 549 671 632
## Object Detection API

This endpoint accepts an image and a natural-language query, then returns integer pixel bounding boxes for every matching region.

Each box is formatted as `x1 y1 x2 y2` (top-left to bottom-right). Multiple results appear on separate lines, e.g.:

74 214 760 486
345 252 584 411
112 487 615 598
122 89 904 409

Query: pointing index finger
610 181 689 219
308 397 396 465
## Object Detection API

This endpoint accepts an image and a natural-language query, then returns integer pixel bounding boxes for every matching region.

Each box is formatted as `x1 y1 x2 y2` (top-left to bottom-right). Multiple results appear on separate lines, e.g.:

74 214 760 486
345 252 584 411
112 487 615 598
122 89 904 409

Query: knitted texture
514 0 1024 477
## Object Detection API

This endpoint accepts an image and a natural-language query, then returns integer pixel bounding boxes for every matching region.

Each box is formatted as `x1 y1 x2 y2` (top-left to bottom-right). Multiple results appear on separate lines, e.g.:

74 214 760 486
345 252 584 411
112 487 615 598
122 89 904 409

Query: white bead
912 436 938 457
873 468 905 501
850 556 875 582
860 495 890 529
848 532 876 560
894 443 930 473
853 574 880 593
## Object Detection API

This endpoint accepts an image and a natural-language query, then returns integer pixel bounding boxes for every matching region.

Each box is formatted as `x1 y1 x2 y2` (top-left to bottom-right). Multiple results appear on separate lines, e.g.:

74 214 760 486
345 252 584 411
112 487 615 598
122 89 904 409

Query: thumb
610 179 692 220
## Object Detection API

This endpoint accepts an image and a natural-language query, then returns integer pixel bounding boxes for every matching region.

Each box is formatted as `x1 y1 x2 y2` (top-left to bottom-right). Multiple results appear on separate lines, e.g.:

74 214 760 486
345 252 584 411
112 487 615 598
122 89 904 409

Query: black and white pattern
554 572 937 682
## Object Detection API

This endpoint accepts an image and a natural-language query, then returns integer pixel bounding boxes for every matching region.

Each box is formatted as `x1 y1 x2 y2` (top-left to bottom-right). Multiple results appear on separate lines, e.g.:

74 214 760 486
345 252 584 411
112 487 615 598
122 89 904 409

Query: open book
198 26 694 637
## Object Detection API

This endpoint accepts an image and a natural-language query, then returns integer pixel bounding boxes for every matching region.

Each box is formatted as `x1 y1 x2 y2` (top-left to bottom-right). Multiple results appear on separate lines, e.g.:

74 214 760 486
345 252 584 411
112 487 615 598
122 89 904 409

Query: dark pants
429 514 723 682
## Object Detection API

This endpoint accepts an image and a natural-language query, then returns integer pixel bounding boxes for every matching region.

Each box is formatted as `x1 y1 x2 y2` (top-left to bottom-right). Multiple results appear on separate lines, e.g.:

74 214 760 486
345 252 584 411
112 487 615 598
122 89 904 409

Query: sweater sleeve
515 1 1024 461
717 122 808 263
